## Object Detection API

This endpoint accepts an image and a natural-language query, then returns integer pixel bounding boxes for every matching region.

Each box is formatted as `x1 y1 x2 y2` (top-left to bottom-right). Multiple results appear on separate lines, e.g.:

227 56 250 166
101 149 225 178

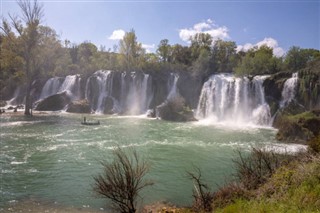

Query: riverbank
1 198 104 213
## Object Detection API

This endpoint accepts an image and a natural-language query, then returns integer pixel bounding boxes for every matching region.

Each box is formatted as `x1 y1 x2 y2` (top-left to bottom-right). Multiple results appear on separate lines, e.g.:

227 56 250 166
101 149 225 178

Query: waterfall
8 87 23 105
39 77 63 100
85 70 114 113
123 72 153 115
196 74 271 126
58 75 80 96
167 73 179 100
280 72 298 108
85 70 152 115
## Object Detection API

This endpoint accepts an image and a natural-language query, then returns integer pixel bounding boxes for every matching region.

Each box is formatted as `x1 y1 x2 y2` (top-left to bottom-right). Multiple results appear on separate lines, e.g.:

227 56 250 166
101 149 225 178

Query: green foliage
212 39 238 73
215 155 320 213
157 39 171 63
235 45 283 76
284 46 320 72
119 29 145 71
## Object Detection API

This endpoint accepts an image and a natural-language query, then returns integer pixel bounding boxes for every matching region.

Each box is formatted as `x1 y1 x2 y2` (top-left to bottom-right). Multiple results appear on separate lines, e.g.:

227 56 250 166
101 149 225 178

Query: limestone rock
35 92 71 111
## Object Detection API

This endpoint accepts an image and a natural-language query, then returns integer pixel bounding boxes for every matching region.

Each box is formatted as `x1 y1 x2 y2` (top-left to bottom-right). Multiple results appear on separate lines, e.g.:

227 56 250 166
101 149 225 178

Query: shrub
187 167 214 212
233 148 294 190
93 148 153 213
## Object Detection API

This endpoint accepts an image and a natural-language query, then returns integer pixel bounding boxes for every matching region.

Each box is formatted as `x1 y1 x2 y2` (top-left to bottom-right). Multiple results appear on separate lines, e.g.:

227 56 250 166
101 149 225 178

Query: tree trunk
24 79 32 116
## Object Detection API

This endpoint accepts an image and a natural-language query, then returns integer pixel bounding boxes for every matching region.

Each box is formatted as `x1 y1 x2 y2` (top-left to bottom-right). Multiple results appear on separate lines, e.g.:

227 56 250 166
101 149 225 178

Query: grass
215 154 320 213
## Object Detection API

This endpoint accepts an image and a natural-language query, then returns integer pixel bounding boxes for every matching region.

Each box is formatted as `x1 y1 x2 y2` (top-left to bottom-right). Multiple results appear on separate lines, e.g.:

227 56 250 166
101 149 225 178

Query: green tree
235 45 282 76
157 39 171 63
0 30 24 90
1 0 44 115
119 29 145 70
284 46 320 72
212 39 237 73
78 41 98 74
37 26 64 77
171 44 192 66
190 33 212 62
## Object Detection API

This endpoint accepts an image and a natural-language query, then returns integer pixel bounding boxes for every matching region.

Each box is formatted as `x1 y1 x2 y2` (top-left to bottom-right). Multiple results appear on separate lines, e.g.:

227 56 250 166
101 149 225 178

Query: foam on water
264 143 308 154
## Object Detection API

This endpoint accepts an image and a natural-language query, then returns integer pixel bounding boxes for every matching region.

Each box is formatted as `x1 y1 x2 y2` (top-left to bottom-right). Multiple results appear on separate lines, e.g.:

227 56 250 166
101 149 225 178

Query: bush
187 167 214 212
212 182 249 210
309 135 320 153
233 148 294 190
93 148 153 213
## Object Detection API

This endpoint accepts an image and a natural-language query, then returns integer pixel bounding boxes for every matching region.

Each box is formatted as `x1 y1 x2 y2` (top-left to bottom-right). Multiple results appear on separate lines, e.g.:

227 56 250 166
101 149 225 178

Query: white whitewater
124 72 153 115
167 73 179 100
280 72 298 108
39 77 63 100
39 75 80 101
196 74 271 126
85 70 114 113
58 75 80 96
86 70 152 115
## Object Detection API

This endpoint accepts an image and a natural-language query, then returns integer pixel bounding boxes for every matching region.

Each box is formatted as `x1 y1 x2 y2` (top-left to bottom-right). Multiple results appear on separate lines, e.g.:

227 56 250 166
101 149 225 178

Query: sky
1 0 319 56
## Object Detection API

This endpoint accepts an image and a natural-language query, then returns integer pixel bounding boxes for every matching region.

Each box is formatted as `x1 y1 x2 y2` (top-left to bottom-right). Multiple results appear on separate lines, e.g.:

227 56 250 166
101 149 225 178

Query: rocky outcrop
103 96 115 114
296 62 320 110
263 71 292 115
177 71 202 109
35 92 71 111
66 99 91 113
156 96 197 122
273 110 320 144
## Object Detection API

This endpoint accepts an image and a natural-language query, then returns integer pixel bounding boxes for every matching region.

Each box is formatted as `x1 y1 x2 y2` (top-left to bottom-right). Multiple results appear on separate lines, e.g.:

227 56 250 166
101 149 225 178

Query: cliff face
296 64 320 110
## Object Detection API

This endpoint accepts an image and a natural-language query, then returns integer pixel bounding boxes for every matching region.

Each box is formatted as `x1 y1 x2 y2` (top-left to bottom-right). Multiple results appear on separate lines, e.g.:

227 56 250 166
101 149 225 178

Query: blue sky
1 0 319 56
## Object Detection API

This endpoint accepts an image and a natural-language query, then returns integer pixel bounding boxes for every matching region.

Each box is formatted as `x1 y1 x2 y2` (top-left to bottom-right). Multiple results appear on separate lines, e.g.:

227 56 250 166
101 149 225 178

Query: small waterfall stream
280 72 298 108
167 73 179 101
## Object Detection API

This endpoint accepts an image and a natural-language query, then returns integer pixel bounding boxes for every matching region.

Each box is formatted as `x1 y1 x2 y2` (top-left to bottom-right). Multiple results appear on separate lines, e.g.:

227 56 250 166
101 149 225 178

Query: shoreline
1 198 182 213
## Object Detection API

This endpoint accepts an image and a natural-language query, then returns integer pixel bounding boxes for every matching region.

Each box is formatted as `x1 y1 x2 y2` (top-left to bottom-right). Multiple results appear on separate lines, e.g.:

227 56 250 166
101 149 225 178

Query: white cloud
237 37 285 57
142 43 155 53
108 29 125 40
179 19 230 43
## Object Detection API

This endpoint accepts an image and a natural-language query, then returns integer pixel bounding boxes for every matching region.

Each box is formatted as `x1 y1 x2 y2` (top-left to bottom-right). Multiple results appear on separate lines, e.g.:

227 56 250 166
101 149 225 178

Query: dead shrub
93 148 153 213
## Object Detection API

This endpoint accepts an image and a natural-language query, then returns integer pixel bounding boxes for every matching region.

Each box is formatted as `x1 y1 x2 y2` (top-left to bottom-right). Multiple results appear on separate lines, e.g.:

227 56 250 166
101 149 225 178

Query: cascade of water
280 72 298 108
8 87 23 105
39 77 63 100
196 74 271 126
141 74 153 112
86 70 113 113
125 72 152 115
167 73 179 101
58 75 78 94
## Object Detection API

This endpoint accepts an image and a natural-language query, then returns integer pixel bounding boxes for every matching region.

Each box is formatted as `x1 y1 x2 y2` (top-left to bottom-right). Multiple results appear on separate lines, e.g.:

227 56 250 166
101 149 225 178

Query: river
0 112 304 211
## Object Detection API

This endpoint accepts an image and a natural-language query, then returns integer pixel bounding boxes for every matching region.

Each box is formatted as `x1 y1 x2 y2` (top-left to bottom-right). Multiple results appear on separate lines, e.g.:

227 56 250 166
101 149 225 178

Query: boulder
35 92 71 111
156 96 197 122
66 99 91 113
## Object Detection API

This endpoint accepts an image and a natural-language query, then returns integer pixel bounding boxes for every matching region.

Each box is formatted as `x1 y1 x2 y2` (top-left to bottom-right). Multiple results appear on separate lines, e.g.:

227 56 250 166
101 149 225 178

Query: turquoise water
0 113 280 210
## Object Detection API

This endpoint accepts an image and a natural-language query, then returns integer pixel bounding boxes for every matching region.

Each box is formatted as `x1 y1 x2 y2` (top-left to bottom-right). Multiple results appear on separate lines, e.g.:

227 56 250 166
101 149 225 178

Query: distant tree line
1 0 320 114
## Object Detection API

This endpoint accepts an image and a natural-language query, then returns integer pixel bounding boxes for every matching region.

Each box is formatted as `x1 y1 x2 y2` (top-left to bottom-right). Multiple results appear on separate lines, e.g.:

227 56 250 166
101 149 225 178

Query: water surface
1 113 283 210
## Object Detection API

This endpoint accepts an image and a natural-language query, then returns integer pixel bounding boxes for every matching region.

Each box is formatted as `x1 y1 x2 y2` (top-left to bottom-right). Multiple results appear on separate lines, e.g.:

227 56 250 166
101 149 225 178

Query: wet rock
35 92 71 111
156 96 197 122
66 99 91 113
